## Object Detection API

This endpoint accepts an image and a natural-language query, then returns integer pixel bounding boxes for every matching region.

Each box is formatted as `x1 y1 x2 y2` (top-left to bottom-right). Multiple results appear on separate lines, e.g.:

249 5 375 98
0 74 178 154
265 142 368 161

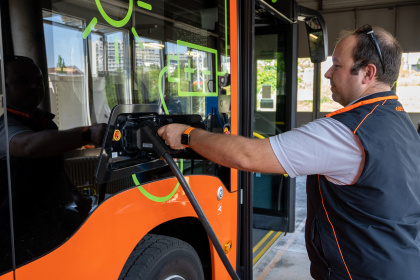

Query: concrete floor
253 176 313 280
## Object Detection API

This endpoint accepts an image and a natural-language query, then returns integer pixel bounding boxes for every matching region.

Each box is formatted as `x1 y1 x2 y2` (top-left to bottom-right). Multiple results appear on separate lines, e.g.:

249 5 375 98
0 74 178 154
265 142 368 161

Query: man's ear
362 64 377 84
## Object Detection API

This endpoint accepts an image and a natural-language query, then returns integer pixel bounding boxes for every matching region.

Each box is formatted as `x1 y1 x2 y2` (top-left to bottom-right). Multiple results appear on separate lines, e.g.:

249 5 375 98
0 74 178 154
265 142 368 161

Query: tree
57 55 66 73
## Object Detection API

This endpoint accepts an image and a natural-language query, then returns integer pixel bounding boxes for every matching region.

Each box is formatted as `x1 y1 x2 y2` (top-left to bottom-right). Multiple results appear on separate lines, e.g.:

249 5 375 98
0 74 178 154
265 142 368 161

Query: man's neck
350 83 391 105
364 83 391 96
346 83 392 106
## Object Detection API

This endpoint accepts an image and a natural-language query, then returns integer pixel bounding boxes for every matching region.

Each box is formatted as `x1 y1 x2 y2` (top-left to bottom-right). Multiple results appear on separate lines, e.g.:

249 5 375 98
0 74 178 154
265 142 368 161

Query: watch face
181 134 189 145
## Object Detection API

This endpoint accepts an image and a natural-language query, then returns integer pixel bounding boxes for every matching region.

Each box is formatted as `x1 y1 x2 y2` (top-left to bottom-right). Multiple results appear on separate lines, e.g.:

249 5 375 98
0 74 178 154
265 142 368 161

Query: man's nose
324 67 333 79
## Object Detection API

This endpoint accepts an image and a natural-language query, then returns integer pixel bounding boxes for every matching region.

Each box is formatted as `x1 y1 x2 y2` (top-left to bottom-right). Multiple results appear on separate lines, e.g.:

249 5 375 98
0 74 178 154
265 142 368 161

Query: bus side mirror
305 17 328 63
298 6 328 63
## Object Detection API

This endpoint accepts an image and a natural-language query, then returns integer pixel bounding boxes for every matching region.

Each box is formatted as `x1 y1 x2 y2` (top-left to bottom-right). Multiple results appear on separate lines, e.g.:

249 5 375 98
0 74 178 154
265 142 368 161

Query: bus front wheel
118 234 205 280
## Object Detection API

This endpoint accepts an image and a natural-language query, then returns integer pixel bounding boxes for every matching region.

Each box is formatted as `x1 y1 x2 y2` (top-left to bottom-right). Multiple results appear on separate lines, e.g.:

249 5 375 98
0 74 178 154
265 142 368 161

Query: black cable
140 125 240 280
162 152 240 280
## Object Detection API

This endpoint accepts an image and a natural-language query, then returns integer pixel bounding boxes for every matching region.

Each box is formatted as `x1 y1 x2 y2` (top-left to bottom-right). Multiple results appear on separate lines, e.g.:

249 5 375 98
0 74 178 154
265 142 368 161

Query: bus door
237 1 299 269
249 0 327 264
252 0 298 235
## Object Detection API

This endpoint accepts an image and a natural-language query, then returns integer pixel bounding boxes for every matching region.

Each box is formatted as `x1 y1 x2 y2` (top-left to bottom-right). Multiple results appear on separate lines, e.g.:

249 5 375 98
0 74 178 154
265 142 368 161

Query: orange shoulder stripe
7 107 31 119
326 96 398 118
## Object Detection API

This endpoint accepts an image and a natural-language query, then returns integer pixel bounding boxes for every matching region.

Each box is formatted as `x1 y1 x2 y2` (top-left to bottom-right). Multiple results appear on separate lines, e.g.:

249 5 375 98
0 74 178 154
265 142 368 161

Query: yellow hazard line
253 230 282 265
253 230 273 253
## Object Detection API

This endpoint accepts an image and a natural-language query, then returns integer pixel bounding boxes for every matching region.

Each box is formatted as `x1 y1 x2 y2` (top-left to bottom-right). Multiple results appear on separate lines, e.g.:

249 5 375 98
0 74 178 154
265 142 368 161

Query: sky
44 22 85 70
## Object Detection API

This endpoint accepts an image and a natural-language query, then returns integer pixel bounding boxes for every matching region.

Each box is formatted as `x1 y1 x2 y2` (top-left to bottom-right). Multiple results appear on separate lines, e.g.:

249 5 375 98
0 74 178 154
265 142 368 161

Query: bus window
89 31 112 123
131 26 226 120
88 26 131 123
397 52 420 112
134 38 163 106
43 11 89 129
297 58 314 112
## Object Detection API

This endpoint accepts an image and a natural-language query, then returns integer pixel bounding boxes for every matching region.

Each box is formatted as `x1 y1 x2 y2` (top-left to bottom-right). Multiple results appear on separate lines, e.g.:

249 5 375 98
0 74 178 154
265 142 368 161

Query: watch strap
182 127 195 147
183 127 195 136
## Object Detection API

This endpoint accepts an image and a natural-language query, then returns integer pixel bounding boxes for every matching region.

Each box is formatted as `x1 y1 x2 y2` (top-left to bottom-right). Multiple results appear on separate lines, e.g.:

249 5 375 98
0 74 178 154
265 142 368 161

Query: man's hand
158 123 286 174
158 124 190 150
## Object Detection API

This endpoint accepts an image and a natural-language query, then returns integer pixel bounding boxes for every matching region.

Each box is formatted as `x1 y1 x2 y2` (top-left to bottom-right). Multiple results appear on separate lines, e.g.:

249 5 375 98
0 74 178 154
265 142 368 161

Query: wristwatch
181 127 195 147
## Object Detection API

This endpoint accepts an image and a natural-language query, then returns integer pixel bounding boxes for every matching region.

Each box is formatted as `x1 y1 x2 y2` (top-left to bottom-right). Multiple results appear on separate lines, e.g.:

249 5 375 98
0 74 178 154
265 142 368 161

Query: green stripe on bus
83 17 97 39
132 160 183 202
137 1 152 10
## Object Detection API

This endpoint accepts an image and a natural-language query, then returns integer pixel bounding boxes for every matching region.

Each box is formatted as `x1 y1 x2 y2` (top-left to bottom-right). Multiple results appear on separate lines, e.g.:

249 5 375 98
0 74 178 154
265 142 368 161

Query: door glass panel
253 21 287 215
0 55 13 275
43 11 89 129
252 3 295 232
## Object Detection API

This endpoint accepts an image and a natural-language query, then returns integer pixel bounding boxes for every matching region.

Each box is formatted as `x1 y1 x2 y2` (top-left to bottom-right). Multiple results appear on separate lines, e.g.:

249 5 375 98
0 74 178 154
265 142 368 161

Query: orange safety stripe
7 107 30 119
353 104 379 134
326 96 398 118
353 98 389 134
318 175 353 280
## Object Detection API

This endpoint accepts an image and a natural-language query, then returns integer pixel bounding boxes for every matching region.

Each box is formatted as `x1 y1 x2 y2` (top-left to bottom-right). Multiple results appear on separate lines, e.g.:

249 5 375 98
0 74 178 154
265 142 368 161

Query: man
158 25 420 279
0 56 106 267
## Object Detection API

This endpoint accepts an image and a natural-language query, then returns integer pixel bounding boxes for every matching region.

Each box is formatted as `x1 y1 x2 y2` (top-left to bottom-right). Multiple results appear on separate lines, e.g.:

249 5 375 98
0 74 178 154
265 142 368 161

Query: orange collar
6 107 31 119
326 96 398 118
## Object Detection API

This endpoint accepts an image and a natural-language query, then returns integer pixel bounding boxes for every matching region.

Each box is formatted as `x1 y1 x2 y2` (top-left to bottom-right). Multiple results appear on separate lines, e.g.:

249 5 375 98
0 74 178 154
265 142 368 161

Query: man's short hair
339 27 402 87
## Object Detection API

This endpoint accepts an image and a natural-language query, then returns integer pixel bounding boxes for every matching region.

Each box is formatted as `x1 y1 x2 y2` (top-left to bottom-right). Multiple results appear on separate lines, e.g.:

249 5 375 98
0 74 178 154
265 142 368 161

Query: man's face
324 35 365 106
5 60 45 112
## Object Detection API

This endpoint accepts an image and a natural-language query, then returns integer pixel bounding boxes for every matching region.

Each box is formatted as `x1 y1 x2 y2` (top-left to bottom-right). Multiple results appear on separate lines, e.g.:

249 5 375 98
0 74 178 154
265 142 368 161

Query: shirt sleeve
0 116 32 159
269 117 364 185
7 116 32 143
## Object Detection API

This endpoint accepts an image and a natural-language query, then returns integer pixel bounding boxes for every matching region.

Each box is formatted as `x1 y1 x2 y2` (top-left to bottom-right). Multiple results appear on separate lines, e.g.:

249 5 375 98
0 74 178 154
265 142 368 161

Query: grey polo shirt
269 117 364 185
0 115 32 160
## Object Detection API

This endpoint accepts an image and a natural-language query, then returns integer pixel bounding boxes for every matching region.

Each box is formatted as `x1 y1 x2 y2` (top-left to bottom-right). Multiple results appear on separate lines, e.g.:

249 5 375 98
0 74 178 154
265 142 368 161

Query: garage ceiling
294 0 420 56
296 0 419 12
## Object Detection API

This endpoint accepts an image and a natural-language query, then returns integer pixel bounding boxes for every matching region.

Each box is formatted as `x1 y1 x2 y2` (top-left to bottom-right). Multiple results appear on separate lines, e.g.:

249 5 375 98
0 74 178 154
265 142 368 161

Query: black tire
119 234 205 280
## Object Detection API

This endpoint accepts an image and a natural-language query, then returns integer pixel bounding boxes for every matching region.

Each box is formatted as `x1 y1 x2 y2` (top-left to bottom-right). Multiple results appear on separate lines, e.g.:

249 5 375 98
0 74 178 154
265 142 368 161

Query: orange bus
0 0 326 279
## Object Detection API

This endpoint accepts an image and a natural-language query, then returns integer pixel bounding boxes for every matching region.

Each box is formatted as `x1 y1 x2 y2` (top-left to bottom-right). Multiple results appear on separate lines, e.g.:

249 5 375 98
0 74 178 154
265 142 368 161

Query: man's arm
158 124 286 174
9 123 106 158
